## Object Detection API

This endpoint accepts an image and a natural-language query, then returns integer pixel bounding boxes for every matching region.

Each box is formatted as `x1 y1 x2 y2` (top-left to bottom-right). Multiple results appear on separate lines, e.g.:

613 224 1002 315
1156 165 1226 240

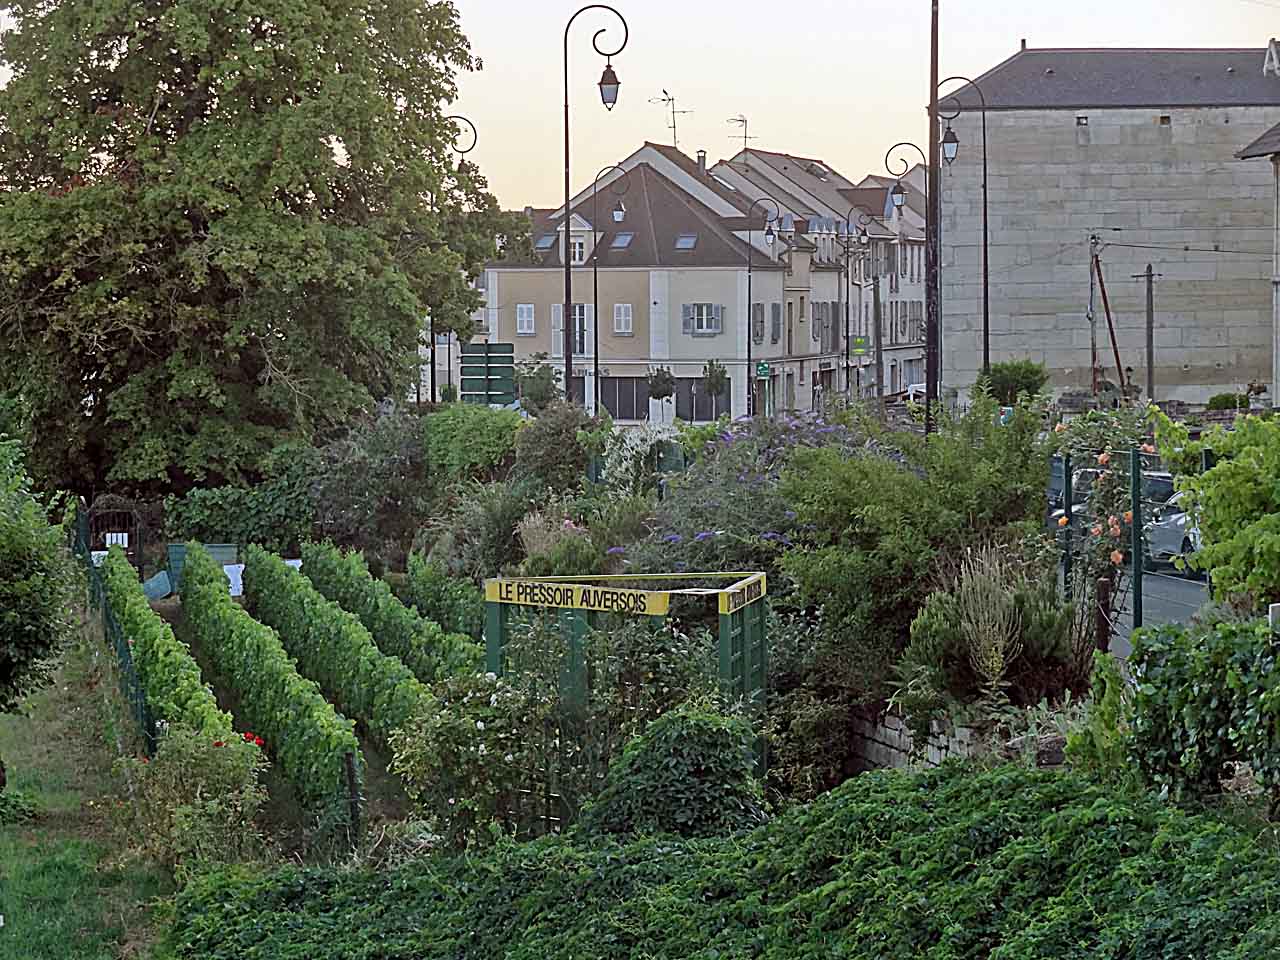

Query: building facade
463 142 926 421
941 45 1280 405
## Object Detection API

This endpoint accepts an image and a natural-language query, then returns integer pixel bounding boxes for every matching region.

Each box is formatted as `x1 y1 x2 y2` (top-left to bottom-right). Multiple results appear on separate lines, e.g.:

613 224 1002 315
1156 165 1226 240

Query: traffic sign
755 362 770 379
852 336 869 357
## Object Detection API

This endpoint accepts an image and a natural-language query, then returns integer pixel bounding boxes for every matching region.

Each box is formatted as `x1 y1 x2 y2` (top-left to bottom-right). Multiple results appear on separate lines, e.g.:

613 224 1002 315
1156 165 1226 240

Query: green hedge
301 542 480 683
243 545 435 749
180 543 361 815
171 763 1280 958
101 547 232 738
402 552 485 642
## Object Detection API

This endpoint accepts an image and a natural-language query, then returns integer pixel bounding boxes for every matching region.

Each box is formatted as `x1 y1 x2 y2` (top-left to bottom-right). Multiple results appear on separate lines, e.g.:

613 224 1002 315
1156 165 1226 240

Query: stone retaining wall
851 712 977 771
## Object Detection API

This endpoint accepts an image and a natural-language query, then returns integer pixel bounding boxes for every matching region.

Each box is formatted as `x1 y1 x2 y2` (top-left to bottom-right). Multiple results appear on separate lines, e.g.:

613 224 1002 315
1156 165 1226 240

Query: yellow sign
486 579 671 616
719 574 767 615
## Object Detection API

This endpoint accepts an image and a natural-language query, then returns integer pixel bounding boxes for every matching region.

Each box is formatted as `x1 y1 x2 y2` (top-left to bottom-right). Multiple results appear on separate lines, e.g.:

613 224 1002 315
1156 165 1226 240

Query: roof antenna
727 114 757 154
649 90 693 151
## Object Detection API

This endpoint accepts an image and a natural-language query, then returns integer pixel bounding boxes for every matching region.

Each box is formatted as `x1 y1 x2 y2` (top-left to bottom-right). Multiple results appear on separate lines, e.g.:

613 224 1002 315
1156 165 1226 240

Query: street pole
563 5 627 407
925 0 940 436
746 196 779 417
430 115 478 406
873 270 885 419
1144 263 1155 401
843 240 851 396
1089 235 1099 397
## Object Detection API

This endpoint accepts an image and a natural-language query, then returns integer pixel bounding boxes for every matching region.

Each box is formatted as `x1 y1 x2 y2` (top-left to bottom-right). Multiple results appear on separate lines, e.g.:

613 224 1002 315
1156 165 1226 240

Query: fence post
1062 452 1073 597
1130 447 1143 631
1095 577 1112 653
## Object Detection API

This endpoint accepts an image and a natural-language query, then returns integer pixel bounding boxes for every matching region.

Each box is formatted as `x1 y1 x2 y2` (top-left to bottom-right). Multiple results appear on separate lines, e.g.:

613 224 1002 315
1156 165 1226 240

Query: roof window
675 233 698 251
535 234 556 250
611 232 634 249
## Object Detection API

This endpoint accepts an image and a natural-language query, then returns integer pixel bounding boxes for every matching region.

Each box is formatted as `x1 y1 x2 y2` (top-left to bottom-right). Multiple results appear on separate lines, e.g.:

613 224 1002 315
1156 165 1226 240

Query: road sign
852 336 869 356
755 362 770 379
459 342 516 405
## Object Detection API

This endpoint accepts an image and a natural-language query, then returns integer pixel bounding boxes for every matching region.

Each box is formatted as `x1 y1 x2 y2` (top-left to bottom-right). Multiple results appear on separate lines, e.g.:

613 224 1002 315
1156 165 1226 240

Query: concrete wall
941 105 1280 404
851 713 977 771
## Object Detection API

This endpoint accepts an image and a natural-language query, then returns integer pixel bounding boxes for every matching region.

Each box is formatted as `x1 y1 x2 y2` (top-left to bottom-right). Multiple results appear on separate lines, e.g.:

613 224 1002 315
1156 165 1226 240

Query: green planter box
167 543 238 595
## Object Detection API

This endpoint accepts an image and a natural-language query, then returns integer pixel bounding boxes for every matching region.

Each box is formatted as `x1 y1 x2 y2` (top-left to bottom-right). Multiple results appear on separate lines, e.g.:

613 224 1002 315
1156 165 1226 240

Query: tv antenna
727 114 758 153
650 89 693 150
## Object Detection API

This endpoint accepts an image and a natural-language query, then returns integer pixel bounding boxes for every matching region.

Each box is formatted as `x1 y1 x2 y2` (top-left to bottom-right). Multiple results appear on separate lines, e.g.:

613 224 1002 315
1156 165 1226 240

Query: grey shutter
551 303 564 357
681 303 693 335
752 302 765 344
770 302 782 343
712 303 724 334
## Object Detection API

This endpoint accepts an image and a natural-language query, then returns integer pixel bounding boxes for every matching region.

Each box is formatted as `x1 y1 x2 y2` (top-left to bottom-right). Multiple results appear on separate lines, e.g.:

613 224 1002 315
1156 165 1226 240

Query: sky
453 0 1280 208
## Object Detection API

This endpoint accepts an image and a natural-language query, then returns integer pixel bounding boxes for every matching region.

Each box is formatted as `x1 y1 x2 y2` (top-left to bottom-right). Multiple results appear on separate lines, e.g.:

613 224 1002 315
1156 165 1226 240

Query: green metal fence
72 500 157 755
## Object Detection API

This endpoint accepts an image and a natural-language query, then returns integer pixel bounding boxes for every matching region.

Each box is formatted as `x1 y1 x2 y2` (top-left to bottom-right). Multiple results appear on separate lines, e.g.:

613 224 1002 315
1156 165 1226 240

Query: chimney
696 149 707 176
1021 38 1027 51
523 205 534 218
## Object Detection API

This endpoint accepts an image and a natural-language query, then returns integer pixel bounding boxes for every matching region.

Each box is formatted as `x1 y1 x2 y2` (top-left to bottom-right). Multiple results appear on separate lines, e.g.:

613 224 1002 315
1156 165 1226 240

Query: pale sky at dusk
454 0 1280 208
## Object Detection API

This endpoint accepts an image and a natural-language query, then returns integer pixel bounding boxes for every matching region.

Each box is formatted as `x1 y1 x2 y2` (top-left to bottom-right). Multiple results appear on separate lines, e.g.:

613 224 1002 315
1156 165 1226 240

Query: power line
1106 241 1271 258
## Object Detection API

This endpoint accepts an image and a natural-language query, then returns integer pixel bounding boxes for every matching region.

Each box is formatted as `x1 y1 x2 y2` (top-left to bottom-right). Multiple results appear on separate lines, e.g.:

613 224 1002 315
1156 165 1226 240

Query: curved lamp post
746 195 780 417
884 141 933 434
563 5 628 405
590 164 632 413
841 209 874 402
427 114 479 404
938 76 990 377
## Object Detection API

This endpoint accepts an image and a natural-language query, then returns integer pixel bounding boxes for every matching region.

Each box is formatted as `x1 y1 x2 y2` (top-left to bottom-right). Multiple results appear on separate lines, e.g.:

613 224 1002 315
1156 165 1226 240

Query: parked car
1142 490 1203 571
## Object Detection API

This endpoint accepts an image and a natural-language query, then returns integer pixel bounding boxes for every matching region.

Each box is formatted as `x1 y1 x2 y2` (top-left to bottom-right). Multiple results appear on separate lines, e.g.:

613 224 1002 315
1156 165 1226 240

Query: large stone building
941 45 1280 405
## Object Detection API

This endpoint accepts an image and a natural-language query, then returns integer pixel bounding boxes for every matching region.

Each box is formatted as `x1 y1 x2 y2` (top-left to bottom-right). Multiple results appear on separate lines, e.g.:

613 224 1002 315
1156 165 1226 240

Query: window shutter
551 303 564 357
752 302 765 344
712 304 724 334
681 303 693 335
770 302 782 343
584 305 595 357
812 301 821 342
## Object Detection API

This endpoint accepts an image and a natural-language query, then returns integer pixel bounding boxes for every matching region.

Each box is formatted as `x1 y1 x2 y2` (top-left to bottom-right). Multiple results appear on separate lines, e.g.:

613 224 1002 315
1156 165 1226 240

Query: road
1108 570 1209 659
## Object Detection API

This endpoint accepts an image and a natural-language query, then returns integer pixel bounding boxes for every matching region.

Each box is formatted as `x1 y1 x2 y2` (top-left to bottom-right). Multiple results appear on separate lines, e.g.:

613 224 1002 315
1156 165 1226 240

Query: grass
0 633 172 959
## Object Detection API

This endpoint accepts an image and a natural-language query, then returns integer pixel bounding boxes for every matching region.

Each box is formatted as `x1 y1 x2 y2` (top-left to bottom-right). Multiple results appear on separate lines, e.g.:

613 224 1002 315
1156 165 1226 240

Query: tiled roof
1238 121 1280 159
947 46 1280 110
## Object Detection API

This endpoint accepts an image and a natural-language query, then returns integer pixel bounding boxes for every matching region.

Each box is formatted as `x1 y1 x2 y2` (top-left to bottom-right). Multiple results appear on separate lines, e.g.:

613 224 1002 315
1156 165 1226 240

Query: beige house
465 142 924 421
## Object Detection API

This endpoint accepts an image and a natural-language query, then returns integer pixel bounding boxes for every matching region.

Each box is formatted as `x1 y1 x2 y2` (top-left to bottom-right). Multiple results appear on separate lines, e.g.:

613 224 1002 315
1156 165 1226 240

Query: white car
1142 491 1202 567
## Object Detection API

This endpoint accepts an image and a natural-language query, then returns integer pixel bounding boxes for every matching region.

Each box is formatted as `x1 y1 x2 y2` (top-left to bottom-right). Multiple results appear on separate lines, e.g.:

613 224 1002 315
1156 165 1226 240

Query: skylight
675 233 698 250
712 174 737 191
535 234 556 250
611 232 634 249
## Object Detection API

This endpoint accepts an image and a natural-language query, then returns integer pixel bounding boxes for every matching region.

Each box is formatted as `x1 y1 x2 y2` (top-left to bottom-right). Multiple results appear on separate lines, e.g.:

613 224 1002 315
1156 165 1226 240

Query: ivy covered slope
300 541 480 683
181 543 361 812
171 764 1280 959
242 546 435 749
101 547 237 739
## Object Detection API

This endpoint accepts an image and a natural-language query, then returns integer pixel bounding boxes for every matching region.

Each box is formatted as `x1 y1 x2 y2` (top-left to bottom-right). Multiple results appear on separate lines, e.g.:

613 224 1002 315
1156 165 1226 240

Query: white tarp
222 559 301 598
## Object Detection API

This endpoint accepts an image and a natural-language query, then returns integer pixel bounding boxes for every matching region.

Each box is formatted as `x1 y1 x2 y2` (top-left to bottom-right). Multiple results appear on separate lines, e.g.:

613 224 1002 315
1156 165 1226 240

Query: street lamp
746 196 780 417
425 114 479 405
563 5 628 407
939 75 990 378
591 164 632 414
884 141 933 433
841 209 875 404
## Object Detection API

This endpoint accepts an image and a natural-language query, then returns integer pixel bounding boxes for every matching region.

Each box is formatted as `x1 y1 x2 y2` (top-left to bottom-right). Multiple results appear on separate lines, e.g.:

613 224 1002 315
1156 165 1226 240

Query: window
571 303 588 354
1158 114 1171 126
570 237 586 264
535 234 556 250
516 303 535 336
770 302 782 343
675 376 731 422
811 301 822 343
675 233 698 251
613 303 633 335
682 302 722 336
752 302 765 344
599 377 650 420
900 245 907 277
610 232 634 249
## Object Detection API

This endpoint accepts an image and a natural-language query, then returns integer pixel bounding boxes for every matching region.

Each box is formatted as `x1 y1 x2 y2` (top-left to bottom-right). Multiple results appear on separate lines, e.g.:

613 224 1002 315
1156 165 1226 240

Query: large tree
0 0 505 496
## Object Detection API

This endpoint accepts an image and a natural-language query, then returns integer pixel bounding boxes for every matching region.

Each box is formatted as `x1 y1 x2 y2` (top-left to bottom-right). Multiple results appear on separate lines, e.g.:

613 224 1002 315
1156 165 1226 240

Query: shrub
1206 392 1249 411
513 401 592 490
422 404 520 485
402 553 484 641
181 543 362 818
439 383 458 404
243 545 435 750
164 443 317 554
1064 650 1133 784
516 513 602 578
102 547 234 737
424 477 542 580
300 541 480 683
514 352 561 415
976 358 1049 404
115 724 267 882
171 764 1280 960
578 702 766 839
1128 617 1280 805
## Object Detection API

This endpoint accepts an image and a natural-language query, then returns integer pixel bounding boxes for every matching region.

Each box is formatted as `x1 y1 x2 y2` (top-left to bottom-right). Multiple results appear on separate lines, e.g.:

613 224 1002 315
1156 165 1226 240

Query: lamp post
425 114 479 405
938 76 990 378
746 196 780 417
563 5 628 406
841 209 874 401
885 141 931 432
590 164 632 414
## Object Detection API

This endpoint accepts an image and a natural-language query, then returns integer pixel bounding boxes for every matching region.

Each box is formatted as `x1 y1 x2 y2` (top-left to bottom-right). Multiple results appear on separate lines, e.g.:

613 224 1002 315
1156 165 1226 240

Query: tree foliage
0 0 511 496
976 359 1049 404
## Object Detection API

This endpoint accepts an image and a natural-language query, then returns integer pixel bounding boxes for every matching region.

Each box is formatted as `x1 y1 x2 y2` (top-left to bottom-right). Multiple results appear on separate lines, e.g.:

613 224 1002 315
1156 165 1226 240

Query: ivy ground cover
170 763 1280 959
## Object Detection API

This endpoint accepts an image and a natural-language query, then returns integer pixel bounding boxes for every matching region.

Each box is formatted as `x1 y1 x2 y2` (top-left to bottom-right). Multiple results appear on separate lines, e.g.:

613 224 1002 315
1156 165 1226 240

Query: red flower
242 732 255 742
254 736 265 748
212 741 225 748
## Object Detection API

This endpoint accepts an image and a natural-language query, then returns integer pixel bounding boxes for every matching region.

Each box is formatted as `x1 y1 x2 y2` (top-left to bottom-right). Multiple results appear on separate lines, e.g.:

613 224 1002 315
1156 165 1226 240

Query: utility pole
1131 264 1160 402
1088 235 1099 396
924 0 940 436
727 114 757 154
873 269 885 419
